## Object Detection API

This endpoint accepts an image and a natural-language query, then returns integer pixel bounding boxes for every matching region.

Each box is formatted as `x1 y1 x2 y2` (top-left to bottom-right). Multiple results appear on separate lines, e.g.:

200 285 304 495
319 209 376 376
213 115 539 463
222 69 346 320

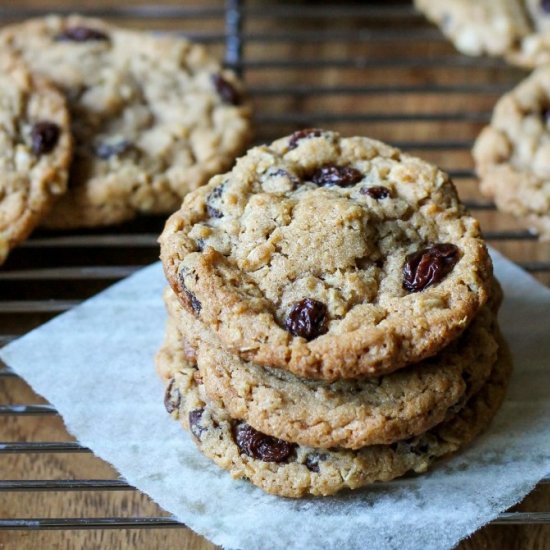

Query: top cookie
415 0 550 68
0 15 252 228
160 130 493 380
473 66 550 239
0 53 71 265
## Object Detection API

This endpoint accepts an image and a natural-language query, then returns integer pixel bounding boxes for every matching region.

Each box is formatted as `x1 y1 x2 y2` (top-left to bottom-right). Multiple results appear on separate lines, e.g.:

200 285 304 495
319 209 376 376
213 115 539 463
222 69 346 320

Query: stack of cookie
157 130 512 498
0 15 251 266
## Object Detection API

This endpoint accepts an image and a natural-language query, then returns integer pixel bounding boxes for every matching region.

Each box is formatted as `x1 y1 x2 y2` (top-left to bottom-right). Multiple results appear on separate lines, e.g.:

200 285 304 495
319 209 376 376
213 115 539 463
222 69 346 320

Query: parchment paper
1 248 549 550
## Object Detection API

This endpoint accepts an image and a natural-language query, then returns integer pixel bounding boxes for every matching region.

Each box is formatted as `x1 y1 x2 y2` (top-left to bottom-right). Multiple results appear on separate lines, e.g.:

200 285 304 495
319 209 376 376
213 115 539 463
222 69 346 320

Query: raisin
56 26 109 42
94 140 131 159
206 185 224 218
31 121 60 155
288 128 323 150
361 185 390 199
304 453 326 473
164 379 181 414
285 298 328 340
189 408 206 440
233 423 295 463
178 271 202 314
403 243 460 293
211 74 240 105
310 166 363 187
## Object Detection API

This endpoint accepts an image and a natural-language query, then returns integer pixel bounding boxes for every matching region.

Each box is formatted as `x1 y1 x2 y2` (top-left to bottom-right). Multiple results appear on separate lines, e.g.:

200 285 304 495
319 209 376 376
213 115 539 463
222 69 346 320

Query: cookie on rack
161 286 500 450
0 53 71 265
160 130 494 381
0 15 252 228
415 0 550 68
414 0 530 57
507 0 550 66
473 66 550 240
156 320 512 498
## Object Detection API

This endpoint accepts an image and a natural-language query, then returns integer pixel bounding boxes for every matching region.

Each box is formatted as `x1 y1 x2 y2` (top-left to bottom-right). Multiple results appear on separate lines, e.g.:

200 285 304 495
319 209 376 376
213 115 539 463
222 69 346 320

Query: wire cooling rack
0 0 549 547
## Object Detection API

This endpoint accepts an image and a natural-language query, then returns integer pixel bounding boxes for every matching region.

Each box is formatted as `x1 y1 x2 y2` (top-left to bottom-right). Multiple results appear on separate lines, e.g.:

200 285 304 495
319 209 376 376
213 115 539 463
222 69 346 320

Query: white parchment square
1 248 549 550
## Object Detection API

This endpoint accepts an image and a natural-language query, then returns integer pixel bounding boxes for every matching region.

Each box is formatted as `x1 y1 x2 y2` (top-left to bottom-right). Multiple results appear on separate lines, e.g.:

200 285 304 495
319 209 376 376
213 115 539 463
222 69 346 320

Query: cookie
507 0 550 66
0 15 252 228
0 53 71 265
160 130 493 381
414 0 530 58
156 328 512 498
416 0 550 68
161 287 500 449
473 67 550 240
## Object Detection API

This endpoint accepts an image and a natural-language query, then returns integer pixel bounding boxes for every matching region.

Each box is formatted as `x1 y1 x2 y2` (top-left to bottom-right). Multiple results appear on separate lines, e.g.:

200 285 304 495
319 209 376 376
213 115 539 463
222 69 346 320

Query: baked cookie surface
0 53 71 265
473 67 550 240
415 0 550 68
0 15 252 228
162 287 499 450
156 324 512 498
160 130 493 380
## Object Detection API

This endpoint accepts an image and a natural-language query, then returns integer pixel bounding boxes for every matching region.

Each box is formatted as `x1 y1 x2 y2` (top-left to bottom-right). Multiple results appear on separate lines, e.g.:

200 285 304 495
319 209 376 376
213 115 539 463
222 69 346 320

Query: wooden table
0 1 548 549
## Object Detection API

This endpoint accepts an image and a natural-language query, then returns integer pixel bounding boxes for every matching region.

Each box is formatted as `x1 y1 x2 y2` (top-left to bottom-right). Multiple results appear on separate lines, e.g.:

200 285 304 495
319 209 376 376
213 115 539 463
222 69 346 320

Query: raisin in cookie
0 53 71 265
157 327 512 498
0 15 252 228
416 0 550 68
160 130 493 380
162 286 500 449
473 67 550 240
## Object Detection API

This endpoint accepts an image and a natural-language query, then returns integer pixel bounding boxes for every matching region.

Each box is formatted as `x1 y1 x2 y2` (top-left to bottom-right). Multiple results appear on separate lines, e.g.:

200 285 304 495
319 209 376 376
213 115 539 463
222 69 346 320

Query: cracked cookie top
160 130 493 380
0 15 252 228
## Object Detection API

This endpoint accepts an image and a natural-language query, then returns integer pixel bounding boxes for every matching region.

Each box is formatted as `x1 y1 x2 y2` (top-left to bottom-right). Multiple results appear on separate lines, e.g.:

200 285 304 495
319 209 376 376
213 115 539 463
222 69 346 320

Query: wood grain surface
0 1 548 549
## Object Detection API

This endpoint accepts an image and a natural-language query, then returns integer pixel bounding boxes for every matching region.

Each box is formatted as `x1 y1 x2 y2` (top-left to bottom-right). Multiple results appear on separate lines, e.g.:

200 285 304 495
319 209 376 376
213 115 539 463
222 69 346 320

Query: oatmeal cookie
415 0 530 58
0 52 71 265
160 130 493 380
416 0 550 68
0 15 252 228
473 67 550 239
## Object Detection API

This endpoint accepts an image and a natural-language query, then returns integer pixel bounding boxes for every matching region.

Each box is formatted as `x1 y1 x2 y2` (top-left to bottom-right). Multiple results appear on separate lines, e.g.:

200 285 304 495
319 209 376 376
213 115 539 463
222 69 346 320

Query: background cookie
473 66 550 240
163 287 500 450
415 0 529 58
0 15 252 228
160 130 493 381
0 53 71 265
156 328 512 498
416 0 550 68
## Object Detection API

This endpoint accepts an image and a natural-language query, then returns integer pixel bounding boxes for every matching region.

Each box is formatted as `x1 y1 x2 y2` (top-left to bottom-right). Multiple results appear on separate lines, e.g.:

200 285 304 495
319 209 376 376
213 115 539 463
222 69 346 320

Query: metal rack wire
0 0 549 543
